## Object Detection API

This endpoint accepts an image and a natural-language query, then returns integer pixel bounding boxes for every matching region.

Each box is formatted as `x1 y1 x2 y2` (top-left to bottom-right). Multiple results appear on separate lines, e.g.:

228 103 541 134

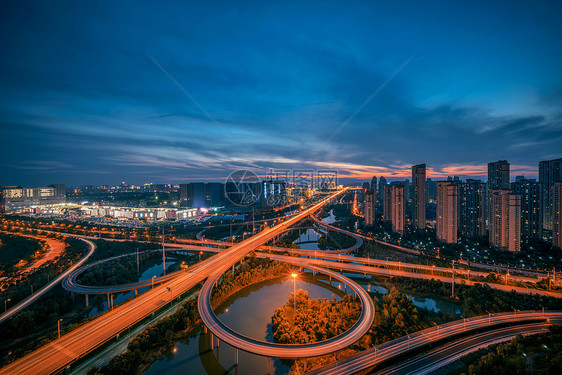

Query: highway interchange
1 187 561 375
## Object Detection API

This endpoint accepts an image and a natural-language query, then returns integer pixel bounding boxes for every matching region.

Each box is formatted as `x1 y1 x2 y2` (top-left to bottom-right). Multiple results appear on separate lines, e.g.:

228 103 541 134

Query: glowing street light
58 318 63 339
4 298 10 313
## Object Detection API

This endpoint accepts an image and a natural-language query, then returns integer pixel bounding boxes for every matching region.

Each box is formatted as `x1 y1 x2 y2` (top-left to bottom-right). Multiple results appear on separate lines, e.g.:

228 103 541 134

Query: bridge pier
107 293 110 309
267 357 271 374
235 348 238 365
211 332 214 349
111 294 114 310
134 289 137 296
85 294 89 307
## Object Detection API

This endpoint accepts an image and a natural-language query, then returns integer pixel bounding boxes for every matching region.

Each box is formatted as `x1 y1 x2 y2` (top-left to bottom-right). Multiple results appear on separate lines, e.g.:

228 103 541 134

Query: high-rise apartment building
390 182 405 235
383 184 392 222
458 179 486 238
488 160 511 190
436 181 458 243
539 158 562 232
411 164 426 229
552 182 562 249
488 160 510 226
378 176 387 207
511 178 542 243
426 178 437 203
364 190 375 226
489 189 521 251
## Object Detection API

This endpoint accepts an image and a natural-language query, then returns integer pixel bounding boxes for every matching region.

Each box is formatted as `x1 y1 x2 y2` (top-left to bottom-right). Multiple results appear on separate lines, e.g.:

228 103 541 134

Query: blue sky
1 1 561 185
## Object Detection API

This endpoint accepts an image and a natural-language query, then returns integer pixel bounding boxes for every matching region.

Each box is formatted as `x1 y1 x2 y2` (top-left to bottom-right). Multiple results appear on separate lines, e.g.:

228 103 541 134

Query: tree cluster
272 290 361 344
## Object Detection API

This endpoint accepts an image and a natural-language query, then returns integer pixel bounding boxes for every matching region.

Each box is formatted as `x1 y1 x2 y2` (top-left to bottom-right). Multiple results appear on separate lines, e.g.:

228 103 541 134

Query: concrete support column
235 348 239 365
85 294 89 307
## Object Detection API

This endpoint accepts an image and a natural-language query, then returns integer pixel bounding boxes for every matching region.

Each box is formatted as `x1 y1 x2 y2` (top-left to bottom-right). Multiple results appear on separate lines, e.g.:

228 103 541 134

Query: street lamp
167 287 173 307
4 298 10 313
291 273 298 312
152 275 156 289
58 318 63 339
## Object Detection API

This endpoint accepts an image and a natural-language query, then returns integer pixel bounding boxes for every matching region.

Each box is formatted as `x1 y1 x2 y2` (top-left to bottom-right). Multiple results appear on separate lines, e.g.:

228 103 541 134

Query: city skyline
2 1 562 185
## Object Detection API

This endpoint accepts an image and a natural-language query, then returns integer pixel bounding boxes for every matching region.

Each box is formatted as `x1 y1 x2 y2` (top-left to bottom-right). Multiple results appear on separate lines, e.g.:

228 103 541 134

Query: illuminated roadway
308 311 562 375
0 188 347 375
377 323 550 375
198 257 375 358
0 235 96 324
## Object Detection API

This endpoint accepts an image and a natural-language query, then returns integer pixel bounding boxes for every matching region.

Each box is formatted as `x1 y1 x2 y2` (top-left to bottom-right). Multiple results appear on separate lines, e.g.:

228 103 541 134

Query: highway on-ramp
197 257 375 358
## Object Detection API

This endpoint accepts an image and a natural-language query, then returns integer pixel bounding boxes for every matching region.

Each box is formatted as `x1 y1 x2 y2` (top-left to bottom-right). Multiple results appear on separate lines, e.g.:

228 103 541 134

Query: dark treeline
389 277 562 315
0 233 44 274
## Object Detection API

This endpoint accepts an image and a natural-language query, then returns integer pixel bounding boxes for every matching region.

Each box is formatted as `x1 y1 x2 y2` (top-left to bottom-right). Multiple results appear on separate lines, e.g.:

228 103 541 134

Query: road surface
377 323 549 375
307 311 562 375
197 258 375 358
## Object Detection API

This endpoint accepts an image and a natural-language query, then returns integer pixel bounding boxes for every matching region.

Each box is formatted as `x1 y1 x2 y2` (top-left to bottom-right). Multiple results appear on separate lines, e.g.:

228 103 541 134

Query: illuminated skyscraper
383 184 392 222
458 179 486 238
411 164 426 229
539 158 562 232
390 182 405 235
489 189 521 252
436 181 458 243
364 190 375 226
378 176 387 207
553 182 562 249
511 178 542 243
488 160 510 226
488 160 510 190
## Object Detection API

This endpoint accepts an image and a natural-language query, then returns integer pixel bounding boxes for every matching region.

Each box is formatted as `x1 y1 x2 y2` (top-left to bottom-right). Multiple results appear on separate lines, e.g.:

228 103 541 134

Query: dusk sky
1 1 561 186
